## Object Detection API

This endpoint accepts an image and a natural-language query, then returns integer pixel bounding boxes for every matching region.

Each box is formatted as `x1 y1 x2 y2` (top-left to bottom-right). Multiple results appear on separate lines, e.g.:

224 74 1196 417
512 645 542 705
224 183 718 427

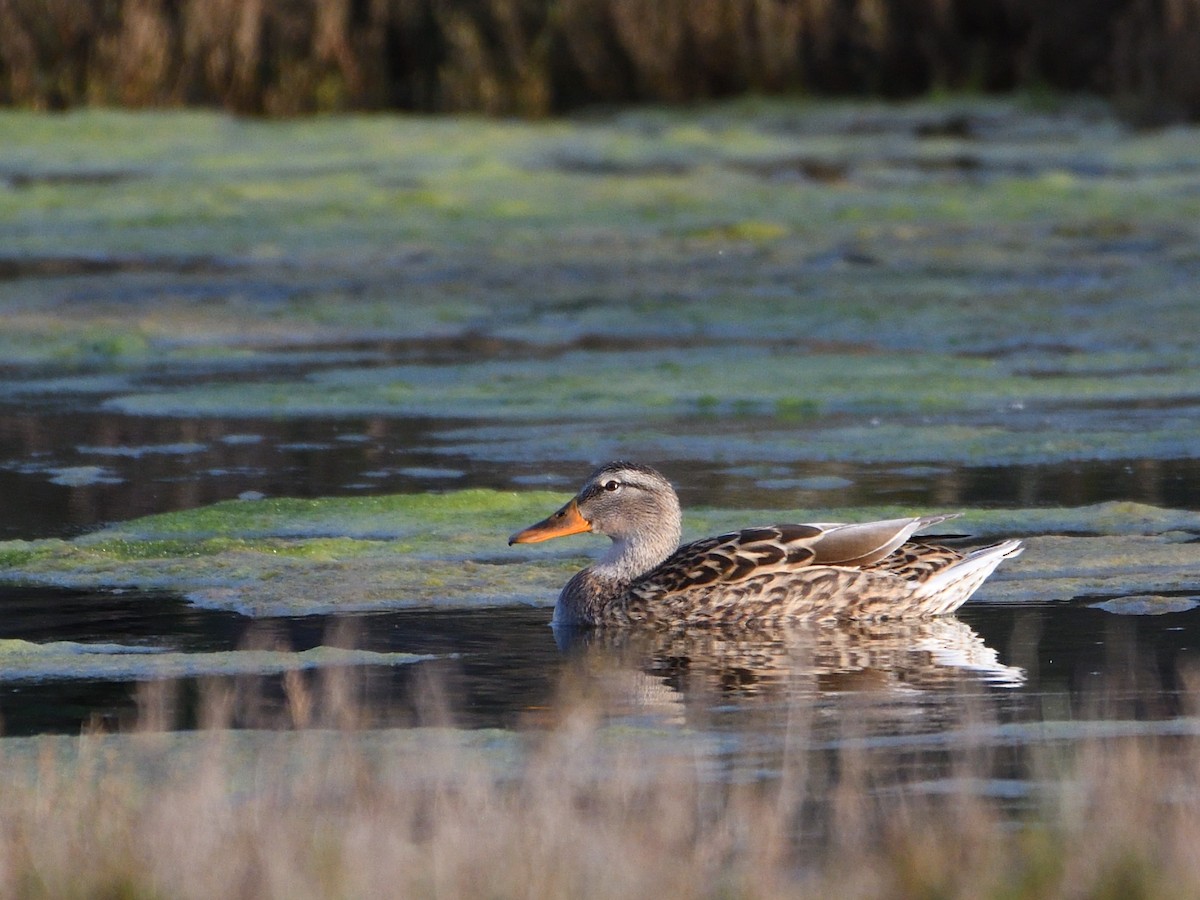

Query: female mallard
509 461 1022 627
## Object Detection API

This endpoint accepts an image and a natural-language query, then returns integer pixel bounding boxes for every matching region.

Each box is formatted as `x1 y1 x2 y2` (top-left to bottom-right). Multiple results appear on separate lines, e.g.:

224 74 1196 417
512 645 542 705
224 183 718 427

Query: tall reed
1 0 1199 119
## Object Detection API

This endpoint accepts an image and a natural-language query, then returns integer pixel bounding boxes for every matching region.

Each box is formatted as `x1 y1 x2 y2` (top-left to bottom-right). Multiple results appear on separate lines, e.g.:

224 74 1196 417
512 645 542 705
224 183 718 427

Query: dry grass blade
3 667 1200 898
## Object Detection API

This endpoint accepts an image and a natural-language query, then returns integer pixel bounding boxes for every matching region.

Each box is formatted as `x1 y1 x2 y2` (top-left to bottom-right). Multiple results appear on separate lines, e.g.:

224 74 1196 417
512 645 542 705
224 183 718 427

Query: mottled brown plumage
509 461 1023 628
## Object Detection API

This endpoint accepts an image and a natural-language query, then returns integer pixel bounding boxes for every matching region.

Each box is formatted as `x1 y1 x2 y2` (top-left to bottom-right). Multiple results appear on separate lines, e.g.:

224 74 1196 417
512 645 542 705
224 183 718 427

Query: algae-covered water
1 98 1199 795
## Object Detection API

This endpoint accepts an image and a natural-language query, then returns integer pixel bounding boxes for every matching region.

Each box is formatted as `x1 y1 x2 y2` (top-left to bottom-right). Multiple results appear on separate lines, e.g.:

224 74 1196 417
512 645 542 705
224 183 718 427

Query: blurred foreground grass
3 673 1200 899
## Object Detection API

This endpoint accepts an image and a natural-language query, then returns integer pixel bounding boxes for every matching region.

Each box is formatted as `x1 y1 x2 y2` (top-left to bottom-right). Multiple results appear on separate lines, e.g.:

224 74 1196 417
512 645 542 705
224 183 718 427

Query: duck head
508 461 682 557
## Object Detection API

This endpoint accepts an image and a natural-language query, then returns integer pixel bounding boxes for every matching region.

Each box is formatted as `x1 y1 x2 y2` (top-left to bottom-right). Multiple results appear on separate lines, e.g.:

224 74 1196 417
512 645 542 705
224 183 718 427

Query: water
3 580 1198 747
4 397 1200 542
2 352 1200 747
0 587 562 735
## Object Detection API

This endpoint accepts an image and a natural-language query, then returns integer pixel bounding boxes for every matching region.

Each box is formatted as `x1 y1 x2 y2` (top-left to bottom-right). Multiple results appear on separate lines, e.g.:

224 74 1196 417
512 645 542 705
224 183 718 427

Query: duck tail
913 539 1024 615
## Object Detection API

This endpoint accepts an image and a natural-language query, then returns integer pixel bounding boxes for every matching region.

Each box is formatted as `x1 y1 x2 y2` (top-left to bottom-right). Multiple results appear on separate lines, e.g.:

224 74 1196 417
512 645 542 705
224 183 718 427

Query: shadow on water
4 585 1200 747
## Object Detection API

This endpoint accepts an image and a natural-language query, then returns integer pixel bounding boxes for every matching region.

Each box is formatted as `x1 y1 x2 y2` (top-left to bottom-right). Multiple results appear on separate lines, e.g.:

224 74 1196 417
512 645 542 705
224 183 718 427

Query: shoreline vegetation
3 674 1200 898
1 0 1198 122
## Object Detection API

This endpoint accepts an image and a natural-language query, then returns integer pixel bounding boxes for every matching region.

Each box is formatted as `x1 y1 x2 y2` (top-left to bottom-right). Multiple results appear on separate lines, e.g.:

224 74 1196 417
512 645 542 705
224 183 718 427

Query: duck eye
603 480 620 492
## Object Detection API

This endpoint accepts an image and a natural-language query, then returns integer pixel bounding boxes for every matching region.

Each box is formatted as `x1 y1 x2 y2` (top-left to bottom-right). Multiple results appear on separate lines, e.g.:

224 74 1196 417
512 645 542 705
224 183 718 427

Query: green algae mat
1 97 1198 477
0 491 1195 616
0 639 429 682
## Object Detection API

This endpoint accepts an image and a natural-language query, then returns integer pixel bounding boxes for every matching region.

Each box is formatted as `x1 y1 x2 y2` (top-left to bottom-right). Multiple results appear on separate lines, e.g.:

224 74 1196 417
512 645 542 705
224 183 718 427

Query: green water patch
101 346 1200 420
94 489 566 543
0 490 1195 616
0 639 430 683
94 342 1200 469
0 490 577 615
0 99 1198 370
430 417 1200 468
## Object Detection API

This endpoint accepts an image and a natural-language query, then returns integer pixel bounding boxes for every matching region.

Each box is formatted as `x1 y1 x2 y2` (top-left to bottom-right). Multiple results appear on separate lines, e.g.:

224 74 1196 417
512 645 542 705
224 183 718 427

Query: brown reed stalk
0 2 1199 120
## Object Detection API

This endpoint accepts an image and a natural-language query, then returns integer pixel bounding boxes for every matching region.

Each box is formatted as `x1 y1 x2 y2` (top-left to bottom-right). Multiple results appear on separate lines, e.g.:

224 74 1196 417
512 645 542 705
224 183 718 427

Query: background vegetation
2 0 1199 121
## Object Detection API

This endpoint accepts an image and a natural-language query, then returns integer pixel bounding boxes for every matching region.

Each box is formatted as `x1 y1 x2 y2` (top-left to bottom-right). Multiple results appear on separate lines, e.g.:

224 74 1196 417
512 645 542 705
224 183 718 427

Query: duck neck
554 520 683 627
592 518 682 585
555 480 684 626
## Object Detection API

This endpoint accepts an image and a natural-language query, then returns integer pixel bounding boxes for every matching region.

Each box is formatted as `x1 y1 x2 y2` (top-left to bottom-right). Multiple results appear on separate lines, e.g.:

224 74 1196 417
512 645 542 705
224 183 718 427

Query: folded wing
634 516 954 599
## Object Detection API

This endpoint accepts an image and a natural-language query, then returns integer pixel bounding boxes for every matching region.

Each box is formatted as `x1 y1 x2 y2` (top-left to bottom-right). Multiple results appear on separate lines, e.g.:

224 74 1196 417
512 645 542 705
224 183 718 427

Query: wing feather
632 525 821 599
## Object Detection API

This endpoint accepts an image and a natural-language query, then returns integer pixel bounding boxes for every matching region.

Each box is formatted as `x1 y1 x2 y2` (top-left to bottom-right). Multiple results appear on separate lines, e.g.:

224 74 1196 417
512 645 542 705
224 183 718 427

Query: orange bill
508 499 591 545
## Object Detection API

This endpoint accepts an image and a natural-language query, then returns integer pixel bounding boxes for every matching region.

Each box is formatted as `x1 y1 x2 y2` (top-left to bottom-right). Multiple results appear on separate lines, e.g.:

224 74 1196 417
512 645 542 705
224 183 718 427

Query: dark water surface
3 586 1198 747
3 398 1200 542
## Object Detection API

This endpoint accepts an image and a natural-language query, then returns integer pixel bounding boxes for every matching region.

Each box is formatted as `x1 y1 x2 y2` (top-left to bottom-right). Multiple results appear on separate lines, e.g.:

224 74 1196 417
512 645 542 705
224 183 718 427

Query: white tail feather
914 539 1024 614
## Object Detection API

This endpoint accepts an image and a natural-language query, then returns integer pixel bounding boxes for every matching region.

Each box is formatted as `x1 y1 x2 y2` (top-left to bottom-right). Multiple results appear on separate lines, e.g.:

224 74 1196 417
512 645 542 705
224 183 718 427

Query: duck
508 461 1023 628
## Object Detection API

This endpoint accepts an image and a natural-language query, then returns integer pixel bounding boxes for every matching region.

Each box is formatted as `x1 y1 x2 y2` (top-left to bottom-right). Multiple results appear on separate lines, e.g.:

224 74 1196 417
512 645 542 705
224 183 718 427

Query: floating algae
0 639 430 682
0 492 1195 616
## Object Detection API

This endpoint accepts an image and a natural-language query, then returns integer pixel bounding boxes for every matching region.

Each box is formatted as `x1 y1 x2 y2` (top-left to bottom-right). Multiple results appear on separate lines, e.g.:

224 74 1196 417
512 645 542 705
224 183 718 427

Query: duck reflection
552 616 1023 718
